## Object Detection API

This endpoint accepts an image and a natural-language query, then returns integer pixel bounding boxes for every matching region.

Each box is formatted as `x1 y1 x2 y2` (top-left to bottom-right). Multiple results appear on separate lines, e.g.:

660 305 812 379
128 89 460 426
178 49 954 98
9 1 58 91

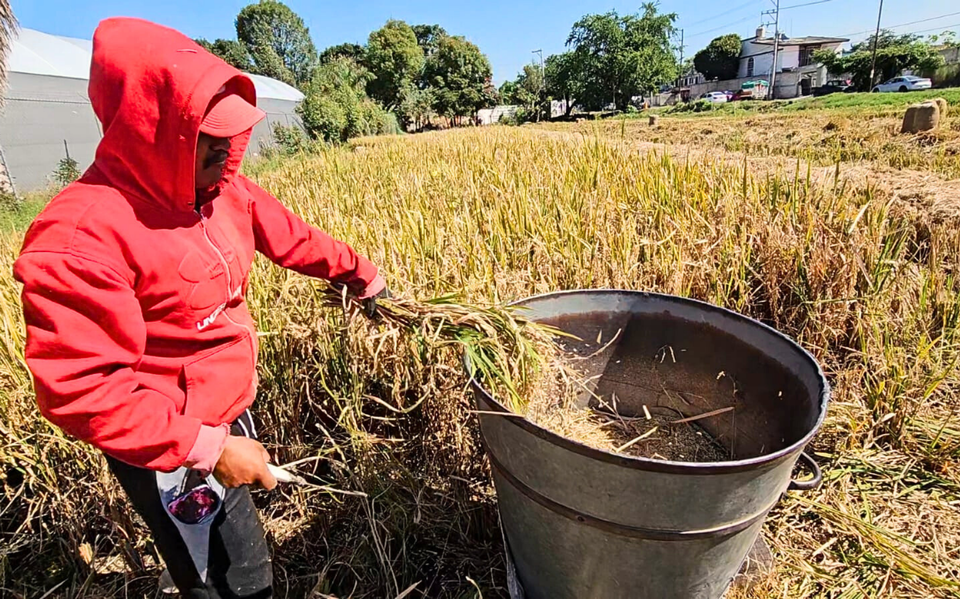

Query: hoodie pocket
178 251 226 312
182 337 256 425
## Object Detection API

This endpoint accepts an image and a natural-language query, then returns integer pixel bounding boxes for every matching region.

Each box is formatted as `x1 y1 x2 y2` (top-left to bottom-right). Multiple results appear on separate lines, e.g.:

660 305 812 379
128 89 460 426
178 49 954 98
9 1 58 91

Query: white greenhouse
0 27 304 192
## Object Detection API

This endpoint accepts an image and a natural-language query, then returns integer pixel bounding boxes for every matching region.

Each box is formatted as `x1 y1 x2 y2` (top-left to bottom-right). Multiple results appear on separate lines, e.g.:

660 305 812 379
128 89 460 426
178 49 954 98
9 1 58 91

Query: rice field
2 115 960 597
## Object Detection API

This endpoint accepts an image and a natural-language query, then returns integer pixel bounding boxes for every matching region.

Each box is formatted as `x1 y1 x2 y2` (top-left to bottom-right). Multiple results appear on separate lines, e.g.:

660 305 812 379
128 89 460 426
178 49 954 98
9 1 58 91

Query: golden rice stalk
318 285 561 412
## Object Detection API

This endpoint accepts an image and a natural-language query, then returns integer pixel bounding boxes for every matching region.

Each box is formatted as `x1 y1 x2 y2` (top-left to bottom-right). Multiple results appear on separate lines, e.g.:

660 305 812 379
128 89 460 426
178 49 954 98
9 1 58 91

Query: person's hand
213 436 278 490
361 286 391 319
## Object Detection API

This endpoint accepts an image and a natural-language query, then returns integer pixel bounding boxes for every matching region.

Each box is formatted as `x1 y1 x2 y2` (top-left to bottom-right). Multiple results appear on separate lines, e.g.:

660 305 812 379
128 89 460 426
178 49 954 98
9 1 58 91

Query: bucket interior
538 303 823 461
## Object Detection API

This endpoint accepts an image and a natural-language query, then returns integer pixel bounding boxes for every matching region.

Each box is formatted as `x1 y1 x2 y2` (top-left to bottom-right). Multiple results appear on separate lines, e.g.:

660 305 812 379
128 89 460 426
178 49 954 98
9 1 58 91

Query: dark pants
106 413 272 598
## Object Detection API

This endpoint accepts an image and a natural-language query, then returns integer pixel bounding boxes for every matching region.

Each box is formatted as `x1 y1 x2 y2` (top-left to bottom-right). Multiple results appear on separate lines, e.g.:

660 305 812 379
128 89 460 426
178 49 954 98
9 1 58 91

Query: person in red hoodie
13 18 388 598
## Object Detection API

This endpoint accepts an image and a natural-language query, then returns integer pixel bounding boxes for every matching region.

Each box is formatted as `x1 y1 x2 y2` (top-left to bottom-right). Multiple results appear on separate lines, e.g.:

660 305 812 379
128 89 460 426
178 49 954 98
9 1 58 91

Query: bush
666 99 721 115
271 123 311 155
499 106 536 126
54 157 81 187
298 58 401 143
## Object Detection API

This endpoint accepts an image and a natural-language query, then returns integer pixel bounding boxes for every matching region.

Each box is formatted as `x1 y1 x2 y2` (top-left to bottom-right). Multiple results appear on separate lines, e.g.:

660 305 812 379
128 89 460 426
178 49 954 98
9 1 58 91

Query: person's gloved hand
361 285 391 319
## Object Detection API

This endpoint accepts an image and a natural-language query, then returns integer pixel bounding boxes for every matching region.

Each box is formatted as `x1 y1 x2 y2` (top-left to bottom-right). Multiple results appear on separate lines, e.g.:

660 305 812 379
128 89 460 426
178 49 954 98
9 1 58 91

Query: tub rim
467 289 831 476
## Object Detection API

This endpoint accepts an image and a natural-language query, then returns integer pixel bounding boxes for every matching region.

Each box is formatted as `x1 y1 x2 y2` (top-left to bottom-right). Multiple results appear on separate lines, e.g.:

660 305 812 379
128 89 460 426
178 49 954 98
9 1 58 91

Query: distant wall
477 105 519 125
0 72 303 192
679 70 819 102
939 46 959 65
249 98 303 158
0 72 99 192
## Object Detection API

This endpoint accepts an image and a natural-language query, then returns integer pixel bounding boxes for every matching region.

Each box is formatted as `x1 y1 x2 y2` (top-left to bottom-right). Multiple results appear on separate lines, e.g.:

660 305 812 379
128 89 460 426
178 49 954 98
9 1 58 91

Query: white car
872 76 933 93
700 91 728 104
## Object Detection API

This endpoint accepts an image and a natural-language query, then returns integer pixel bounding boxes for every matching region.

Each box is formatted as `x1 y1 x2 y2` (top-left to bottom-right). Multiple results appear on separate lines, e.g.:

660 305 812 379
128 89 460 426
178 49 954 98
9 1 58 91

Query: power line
780 0 834 10
688 0 840 39
684 0 762 27
835 10 960 39
902 22 960 36
689 15 757 38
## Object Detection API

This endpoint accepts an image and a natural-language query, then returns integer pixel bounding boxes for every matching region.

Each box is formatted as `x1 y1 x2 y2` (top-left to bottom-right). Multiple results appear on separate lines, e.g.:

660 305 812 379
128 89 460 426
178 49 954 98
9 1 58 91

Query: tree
298 58 399 143
0 1 15 104
236 0 318 87
399 85 436 132
320 42 365 65
195 38 253 71
499 80 521 105
693 34 741 81
503 64 545 115
412 24 448 57
365 20 425 110
814 30 944 90
545 52 581 116
423 35 494 121
566 3 679 111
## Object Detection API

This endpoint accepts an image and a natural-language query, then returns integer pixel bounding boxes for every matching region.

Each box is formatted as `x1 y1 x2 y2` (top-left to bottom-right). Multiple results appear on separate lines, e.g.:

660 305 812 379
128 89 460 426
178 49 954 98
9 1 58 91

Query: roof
752 36 849 47
7 27 304 102
245 74 304 102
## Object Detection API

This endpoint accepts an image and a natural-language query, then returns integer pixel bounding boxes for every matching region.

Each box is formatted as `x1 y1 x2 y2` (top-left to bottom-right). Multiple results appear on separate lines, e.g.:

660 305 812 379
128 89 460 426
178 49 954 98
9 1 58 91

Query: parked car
812 79 854 96
700 91 728 104
872 76 933 93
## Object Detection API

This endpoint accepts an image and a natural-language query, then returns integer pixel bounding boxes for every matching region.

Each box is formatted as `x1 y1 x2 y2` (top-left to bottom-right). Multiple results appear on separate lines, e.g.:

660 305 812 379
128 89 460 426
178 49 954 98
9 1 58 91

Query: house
739 26 848 96
662 26 849 104
678 68 706 88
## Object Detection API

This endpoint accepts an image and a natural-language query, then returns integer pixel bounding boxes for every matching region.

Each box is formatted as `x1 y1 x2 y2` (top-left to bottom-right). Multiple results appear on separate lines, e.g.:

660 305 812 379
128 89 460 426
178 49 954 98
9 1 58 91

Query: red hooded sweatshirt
13 18 383 472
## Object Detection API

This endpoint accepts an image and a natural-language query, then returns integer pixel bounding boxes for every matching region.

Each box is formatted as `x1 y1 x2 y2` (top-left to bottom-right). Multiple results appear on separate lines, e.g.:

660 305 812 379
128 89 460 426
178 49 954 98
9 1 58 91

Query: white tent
0 27 304 192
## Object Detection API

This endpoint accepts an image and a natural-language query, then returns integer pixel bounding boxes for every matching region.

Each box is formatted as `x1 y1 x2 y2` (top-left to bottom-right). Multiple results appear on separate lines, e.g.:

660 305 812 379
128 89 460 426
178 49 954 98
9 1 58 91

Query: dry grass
3 122 960 597
535 108 960 179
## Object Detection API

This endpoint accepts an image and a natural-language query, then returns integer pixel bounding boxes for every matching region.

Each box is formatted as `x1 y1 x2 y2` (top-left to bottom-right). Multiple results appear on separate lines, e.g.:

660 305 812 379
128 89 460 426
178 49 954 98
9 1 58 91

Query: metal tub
469 290 829 599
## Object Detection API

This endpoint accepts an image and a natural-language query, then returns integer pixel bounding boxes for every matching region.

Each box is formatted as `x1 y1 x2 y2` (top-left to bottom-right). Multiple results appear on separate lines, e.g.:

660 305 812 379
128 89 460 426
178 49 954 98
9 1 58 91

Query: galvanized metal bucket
468 290 829 599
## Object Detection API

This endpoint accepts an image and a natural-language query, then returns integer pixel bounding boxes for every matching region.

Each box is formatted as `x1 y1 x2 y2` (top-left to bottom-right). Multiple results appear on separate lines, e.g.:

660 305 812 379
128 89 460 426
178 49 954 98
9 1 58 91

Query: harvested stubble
2 125 960 598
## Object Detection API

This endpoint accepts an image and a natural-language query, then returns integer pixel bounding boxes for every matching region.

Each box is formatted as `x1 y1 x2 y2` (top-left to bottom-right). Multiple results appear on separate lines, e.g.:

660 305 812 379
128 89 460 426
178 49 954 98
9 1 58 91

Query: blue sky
11 0 960 84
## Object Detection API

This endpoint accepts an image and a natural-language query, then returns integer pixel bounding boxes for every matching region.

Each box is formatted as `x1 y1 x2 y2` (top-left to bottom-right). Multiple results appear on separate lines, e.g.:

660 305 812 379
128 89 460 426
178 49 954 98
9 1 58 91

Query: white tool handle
267 463 302 484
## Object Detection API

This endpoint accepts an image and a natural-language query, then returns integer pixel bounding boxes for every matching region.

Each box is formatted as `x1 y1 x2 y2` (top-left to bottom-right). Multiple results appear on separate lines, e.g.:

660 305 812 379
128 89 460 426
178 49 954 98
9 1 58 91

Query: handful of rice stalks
319 286 565 412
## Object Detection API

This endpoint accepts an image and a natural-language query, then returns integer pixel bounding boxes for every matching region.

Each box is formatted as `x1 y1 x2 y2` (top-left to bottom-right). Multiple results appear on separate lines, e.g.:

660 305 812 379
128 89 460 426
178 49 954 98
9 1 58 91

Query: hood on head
89 17 258 212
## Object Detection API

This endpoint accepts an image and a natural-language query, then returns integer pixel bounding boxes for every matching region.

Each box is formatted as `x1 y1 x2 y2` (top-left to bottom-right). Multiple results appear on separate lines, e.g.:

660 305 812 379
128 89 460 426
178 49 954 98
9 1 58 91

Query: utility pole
868 0 884 90
532 49 545 120
762 0 782 100
677 29 685 89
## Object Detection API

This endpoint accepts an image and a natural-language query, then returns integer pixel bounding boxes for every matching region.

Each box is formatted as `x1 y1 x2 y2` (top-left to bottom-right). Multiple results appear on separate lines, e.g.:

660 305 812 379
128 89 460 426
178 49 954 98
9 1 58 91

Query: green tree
423 35 494 121
545 52 581 116
319 42 365 65
693 34 741 81
411 24 448 57
297 58 399 143
399 85 436 132
566 3 679 111
236 0 318 86
504 64 545 116
814 30 944 90
499 80 521 105
927 31 959 49
365 20 425 110
196 38 253 71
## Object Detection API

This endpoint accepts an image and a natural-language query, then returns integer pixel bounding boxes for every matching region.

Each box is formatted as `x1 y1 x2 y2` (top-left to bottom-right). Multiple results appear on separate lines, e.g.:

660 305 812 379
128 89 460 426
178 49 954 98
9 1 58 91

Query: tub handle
788 452 821 491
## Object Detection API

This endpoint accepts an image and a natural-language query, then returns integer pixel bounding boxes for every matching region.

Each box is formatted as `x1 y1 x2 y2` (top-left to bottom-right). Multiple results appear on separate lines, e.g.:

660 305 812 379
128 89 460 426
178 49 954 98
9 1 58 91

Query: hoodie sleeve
244 178 384 298
14 250 219 471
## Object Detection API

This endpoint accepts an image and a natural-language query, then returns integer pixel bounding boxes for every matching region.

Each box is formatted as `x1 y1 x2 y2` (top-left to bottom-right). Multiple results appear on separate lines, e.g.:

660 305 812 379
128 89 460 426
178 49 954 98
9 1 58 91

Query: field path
529 127 960 222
